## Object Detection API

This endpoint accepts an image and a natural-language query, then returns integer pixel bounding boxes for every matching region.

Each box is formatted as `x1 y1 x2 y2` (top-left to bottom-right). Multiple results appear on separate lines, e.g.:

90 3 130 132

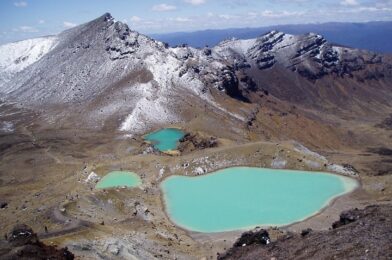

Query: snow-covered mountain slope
211 31 392 111
213 31 387 79
0 13 244 134
0 13 391 134
0 36 57 88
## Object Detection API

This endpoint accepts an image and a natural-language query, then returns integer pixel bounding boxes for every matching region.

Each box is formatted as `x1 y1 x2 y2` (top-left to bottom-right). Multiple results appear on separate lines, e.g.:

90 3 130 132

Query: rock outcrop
233 229 271 247
178 133 218 153
0 224 74 259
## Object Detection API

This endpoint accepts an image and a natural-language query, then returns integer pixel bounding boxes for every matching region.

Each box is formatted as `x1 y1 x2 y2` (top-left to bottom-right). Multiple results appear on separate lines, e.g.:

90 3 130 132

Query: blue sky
1 0 392 44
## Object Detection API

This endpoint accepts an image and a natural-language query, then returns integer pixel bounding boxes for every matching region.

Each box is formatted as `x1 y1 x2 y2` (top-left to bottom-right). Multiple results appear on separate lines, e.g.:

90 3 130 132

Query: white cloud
341 0 359 6
111 0 392 34
130 16 142 22
152 3 177 11
218 14 238 19
63 21 77 28
16 26 38 33
38 19 45 24
14 1 27 7
261 10 303 18
173 17 192 22
338 6 392 12
184 0 206 5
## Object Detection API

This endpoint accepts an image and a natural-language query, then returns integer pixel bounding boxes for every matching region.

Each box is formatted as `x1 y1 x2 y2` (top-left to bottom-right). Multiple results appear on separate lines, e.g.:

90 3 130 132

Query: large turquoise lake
161 167 358 233
144 128 185 152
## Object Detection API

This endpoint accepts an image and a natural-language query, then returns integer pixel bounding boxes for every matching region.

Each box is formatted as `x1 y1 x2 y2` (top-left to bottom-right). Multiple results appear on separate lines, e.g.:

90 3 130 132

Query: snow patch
157 168 165 180
0 121 14 133
0 37 57 88
292 142 328 163
327 164 358 177
213 38 257 58
303 159 321 169
332 46 343 57
85 171 100 184
271 157 287 169
119 96 179 134
193 167 206 175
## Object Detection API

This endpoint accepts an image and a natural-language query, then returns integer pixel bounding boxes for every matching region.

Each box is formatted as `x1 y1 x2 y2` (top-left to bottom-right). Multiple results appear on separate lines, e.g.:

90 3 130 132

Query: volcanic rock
0 224 74 259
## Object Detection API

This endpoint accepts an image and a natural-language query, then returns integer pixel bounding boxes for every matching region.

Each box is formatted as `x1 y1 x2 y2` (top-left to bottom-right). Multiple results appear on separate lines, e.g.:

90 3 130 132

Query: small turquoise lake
96 171 141 189
144 128 185 152
161 167 358 233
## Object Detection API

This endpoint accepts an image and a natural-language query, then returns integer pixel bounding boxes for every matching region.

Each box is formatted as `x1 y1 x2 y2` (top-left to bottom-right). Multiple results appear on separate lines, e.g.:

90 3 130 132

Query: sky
1 0 392 44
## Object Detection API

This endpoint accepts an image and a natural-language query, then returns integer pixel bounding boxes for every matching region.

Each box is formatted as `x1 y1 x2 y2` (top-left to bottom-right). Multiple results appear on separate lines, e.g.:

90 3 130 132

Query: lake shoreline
159 167 360 235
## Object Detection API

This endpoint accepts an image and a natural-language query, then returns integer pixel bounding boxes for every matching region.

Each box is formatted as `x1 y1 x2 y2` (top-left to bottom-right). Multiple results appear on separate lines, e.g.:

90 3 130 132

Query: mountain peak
100 12 114 22
81 12 115 29
263 30 282 35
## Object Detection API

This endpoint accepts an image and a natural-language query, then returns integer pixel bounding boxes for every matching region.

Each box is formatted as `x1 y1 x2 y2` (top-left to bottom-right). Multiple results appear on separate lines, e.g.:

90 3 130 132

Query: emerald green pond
95 171 141 189
144 128 185 152
161 167 358 233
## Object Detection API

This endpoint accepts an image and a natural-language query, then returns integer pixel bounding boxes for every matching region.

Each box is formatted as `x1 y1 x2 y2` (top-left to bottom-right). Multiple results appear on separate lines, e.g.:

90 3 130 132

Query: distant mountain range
151 21 392 53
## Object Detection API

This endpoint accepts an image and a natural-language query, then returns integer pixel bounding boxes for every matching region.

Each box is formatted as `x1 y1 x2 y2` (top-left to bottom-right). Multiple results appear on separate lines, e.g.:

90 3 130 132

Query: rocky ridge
0 13 391 134
213 31 388 80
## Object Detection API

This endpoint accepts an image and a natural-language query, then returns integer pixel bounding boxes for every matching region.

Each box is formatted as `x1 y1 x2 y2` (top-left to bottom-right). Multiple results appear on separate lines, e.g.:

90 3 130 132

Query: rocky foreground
219 204 392 260
0 224 74 260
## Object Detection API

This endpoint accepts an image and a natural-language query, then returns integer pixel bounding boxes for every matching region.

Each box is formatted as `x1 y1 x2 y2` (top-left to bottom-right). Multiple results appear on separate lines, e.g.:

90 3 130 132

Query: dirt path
38 207 92 240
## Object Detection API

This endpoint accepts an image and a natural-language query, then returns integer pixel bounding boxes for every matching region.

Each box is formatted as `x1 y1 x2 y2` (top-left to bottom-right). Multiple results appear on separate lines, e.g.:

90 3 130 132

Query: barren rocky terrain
220 205 392 260
0 13 391 259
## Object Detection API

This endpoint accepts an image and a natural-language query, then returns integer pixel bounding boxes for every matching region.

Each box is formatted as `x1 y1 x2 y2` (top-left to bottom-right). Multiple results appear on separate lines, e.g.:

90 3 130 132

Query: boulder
7 224 38 247
332 208 361 229
194 167 205 175
376 114 392 130
0 201 8 209
301 228 313 237
233 229 270 247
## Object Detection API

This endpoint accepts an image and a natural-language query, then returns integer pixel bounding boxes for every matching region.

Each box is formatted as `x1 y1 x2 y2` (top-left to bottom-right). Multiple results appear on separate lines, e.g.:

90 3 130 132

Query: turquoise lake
144 128 185 152
96 171 141 189
161 167 358 233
